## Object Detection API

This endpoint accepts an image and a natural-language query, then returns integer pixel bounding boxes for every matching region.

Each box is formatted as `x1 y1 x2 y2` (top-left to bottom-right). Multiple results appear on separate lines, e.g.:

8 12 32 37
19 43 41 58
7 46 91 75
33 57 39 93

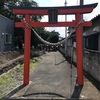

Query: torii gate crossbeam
8 3 97 86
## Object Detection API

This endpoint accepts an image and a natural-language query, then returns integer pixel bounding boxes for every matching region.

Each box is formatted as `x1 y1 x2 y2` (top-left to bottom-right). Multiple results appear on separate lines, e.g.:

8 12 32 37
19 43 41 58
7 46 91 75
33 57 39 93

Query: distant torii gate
9 3 97 86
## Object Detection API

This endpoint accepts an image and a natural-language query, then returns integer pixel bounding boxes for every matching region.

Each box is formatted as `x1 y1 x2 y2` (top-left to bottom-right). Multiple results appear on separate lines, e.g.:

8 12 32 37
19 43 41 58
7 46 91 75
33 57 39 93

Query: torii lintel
8 3 97 15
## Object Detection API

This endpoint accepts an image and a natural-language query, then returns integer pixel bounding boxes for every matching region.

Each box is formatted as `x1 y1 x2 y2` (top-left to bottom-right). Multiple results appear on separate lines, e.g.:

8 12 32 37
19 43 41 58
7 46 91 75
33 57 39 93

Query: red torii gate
9 3 97 86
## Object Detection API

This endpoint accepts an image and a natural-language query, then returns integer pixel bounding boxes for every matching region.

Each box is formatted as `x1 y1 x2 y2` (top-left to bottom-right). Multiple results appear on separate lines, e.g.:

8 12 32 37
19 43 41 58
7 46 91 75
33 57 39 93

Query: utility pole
80 0 84 19
80 0 83 5
65 0 67 56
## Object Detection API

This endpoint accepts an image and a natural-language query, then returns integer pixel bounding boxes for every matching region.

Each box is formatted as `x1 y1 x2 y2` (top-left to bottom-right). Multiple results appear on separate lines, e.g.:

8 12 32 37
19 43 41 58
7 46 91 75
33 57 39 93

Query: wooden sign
48 9 58 24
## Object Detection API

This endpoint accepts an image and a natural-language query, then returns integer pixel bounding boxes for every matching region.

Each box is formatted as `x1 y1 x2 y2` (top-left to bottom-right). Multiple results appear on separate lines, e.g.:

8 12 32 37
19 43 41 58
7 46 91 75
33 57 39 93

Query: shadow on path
23 92 67 98
55 59 66 65
1 84 26 100
70 85 83 99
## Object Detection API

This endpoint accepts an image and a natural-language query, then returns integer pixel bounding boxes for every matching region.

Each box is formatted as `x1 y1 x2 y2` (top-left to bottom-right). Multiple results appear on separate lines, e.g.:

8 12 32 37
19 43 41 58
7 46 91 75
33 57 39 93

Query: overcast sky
34 0 100 37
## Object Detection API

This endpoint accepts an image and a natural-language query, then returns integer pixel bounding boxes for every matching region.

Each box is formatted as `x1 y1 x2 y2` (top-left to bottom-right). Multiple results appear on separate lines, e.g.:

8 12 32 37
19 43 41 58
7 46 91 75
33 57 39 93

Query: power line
65 0 67 56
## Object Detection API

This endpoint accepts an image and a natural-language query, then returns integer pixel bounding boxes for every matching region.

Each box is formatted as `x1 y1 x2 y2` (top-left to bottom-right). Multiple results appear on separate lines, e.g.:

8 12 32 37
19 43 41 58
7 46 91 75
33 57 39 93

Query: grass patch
0 65 22 98
0 56 42 98
30 56 41 70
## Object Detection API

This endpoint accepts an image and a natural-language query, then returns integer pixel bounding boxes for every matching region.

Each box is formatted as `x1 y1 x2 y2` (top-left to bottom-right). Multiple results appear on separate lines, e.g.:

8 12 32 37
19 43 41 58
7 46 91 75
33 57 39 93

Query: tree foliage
47 30 59 43
0 0 60 50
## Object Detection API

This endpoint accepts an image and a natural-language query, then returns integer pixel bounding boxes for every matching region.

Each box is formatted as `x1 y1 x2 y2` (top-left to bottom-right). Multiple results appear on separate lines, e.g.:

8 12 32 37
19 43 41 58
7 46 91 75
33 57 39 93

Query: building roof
91 14 100 22
0 14 13 22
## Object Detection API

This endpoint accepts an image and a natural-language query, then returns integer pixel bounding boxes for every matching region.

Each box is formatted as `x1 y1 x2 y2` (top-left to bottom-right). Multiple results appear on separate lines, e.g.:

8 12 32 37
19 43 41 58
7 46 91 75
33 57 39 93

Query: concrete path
24 51 76 99
5 51 100 99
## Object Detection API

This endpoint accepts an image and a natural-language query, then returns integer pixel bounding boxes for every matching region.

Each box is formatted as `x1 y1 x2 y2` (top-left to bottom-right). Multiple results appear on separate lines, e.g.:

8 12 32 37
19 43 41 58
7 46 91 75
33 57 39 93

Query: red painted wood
82 21 92 26
13 7 94 15
30 21 76 27
15 21 25 28
15 21 91 28
75 13 84 86
23 15 31 85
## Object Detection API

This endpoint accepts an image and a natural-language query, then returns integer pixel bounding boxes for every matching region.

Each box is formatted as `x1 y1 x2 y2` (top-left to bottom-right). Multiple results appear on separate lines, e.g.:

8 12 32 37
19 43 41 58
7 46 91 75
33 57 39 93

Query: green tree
0 0 42 49
0 0 10 18
31 28 51 49
0 0 4 6
3 0 42 49
47 30 59 43
20 0 38 7
0 0 60 50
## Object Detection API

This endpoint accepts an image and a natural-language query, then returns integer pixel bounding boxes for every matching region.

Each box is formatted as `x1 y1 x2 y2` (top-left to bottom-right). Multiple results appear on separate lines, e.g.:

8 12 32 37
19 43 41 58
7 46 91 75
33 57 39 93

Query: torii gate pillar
76 13 83 85
24 15 31 85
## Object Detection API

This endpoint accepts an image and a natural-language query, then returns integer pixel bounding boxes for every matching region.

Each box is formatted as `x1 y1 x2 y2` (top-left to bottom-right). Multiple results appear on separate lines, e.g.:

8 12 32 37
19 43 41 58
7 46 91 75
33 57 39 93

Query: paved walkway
5 51 100 99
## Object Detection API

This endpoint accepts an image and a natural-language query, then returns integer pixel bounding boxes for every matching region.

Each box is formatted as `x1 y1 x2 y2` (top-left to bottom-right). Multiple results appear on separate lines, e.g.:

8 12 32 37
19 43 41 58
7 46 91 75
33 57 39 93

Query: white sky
34 0 100 37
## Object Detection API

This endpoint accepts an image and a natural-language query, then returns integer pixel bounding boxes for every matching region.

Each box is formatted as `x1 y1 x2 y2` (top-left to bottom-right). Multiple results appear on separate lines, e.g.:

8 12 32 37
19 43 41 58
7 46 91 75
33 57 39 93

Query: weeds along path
0 56 42 98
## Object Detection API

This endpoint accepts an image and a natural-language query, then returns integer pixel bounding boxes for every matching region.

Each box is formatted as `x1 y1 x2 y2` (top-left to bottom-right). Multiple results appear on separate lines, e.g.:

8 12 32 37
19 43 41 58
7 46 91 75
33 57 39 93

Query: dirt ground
0 51 22 65
0 51 23 75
